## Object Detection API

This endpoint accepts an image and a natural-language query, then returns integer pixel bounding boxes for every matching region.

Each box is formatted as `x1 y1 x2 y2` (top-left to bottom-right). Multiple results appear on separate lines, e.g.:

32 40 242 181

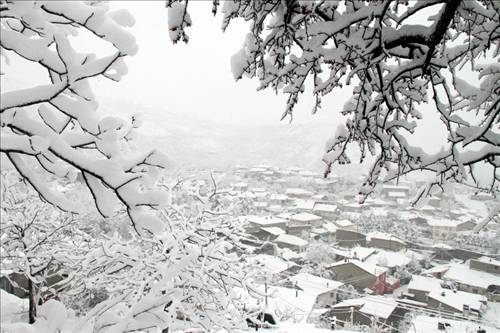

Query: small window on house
473 288 479 294
330 292 334 298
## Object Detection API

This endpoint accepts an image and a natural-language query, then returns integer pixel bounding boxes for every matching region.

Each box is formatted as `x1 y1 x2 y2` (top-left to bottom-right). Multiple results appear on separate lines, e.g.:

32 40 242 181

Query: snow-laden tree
61 175 252 332
60 217 248 332
0 1 168 234
2 170 253 332
0 170 88 324
167 0 500 203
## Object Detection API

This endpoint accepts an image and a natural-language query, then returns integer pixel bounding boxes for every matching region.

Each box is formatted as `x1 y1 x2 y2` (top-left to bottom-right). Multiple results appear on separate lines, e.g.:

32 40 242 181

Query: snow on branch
0 1 166 234
168 0 500 209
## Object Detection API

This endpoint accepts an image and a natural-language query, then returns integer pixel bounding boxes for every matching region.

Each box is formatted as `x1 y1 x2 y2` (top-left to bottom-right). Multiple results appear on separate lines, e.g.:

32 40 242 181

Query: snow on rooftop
270 194 288 201
290 212 322 222
285 188 313 196
280 248 303 261
330 247 376 261
246 215 287 226
484 301 500 328
422 264 451 276
323 223 338 233
291 199 315 210
475 256 500 266
333 296 398 319
333 219 354 228
250 322 359 333
411 315 497 333
364 198 391 206
311 227 328 235
432 243 454 249
455 194 490 218
428 288 487 313
265 286 317 323
248 255 297 275
442 263 500 289
277 212 293 220
313 203 338 212
330 259 387 277
367 231 405 244
408 275 443 293
426 218 461 227
268 204 284 213
275 234 308 247
261 227 286 236
365 250 417 269
342 202 362 208
311 194 328 200
233 285 316 324
288 273 343 296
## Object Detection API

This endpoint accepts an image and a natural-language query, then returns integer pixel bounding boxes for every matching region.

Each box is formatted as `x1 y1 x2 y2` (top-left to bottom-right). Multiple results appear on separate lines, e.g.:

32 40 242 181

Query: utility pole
350 306 354 327
265 274 268 307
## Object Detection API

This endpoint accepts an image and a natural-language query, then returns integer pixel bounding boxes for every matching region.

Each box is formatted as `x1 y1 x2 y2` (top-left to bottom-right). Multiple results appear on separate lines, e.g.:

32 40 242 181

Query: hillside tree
0 170 88 324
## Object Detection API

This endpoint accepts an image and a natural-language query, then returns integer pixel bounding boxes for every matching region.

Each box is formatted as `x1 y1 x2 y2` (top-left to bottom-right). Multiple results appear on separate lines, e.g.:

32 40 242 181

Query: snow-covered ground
1 290 29 324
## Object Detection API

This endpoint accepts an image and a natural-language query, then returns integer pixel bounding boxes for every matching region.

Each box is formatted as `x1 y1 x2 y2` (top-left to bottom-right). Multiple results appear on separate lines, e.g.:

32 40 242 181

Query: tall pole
265 274 268 307
350 306 354 327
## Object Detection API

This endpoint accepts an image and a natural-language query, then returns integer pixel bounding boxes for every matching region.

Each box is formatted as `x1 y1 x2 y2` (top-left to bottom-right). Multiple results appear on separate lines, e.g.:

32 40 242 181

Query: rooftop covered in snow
313 202 338 213
290 212 322 222
428 288 487 313
287 273 343 296
260 227 286 236
275 234 309 247
408 275 444 293
333 296 398 320
329 259 388 277
246 215 287 226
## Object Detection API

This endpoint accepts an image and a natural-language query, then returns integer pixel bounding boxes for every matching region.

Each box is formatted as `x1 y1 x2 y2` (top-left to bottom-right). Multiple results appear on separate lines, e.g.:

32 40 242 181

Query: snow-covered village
0 1 499 333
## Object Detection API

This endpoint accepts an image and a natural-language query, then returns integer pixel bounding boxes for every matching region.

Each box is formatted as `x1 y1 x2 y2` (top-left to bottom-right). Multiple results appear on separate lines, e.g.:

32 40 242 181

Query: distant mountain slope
98 98 370 176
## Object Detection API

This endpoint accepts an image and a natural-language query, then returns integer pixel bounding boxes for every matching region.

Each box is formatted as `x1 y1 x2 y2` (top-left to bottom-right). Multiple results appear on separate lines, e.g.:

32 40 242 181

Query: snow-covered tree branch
1 1 168 234
0 170 86 324
168 0 500 202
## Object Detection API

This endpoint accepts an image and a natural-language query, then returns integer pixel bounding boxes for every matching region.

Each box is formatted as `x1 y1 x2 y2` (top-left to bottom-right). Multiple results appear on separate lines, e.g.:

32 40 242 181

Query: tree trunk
28 278 36 324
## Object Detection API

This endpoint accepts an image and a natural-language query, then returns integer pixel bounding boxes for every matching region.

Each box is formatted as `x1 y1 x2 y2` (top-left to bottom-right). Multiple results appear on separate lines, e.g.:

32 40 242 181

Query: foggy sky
2 1 453 172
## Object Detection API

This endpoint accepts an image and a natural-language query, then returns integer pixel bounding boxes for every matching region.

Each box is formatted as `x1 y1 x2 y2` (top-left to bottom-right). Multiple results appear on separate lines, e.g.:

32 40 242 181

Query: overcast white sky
95 2 452 166
2 1 453 171
94 1 347 127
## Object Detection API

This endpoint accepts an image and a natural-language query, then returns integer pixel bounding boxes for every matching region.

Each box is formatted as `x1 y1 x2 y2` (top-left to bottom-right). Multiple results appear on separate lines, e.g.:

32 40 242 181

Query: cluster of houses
239 247 500 331
2 165 498 332
223 165 499 331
